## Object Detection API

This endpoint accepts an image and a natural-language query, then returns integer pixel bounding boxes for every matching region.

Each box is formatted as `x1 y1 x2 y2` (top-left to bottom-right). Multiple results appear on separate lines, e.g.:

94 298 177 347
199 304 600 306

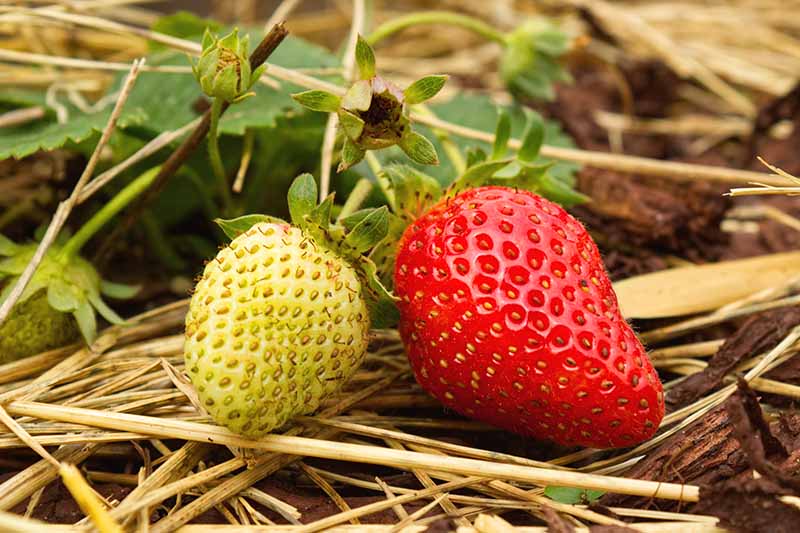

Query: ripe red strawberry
394 186 664 448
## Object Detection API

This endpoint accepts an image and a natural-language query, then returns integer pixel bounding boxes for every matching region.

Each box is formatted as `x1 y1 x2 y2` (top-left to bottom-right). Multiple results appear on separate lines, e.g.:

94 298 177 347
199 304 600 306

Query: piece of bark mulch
572 168 730 266
697 382 800 532
667 307 800 409
599 405 747 511
727 379 800 492
695 476 800 533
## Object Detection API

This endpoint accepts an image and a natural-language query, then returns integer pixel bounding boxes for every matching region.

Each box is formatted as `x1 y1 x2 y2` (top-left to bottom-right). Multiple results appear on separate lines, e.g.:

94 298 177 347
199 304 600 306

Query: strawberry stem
58 166 160 261
337 178 374 222
366 11 507 46
207 97 234 214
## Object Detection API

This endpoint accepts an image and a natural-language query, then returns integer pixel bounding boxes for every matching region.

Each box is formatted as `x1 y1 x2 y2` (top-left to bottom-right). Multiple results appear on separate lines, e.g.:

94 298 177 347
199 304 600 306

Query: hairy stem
367 11 506 46
59 166 160 261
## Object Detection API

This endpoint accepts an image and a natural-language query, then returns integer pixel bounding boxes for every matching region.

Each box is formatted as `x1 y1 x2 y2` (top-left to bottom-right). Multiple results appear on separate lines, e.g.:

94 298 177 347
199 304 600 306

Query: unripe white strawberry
183 174 395 437
184 222 370 436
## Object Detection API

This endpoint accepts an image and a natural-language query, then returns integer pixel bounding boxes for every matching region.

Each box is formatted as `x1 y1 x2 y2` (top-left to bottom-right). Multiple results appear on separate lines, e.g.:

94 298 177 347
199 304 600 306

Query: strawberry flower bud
192 28 264 103
500 19 572 102
292 36 446 171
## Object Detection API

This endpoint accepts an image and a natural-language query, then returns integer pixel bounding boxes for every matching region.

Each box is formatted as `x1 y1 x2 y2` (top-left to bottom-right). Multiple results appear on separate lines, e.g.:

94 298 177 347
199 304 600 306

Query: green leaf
100 280 141 300
357 256 399 329
403 75 448 105
342 206 389 255
492 110 511 160
544 486 604 505
338 109 365 140
287 173 318 226
518 111 544 163
339 138 366 172
342 80 372 112
355 34 376 80
0 34 339 158
46 278 80 313
151 11 221 52
291 90 341 113
215 214 284 240
73 299 97 344
399 130 439 166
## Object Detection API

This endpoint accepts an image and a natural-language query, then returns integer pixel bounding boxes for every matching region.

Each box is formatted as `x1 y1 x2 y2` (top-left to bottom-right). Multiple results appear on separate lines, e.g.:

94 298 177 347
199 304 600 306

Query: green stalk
207 97 234 214
58 166 160 261
337 178 374 222
366 11 506 46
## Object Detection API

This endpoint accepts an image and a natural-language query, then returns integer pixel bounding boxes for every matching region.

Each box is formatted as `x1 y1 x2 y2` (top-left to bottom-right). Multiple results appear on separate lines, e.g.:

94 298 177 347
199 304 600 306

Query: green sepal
291 90 341 113
379 164 442 222
449 159 513 194
215 214 286 240
338 138 366 172
532 169 590 207
0 234 19 256
307 193 334 231
492 110 511 160
518 111 545 163
342 79 373 112
342 206 389 255
338 110 365 141
466 147 487 167
218 27 241 51
403 75 448 105
100 280 140 300
0 253 34 276
47 278 80 313
357 256 399 329
249 64 266 89
399 130 439 166
287 173 318 227
201 27 215 50
355 34 376 80
368 211 409 290
213 64 240 103
87 290 126 325
73 298 97 345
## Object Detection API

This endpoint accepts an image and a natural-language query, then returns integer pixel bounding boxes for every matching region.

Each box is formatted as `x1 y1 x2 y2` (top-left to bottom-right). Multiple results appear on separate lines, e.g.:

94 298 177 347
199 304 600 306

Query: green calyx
0 236 139 360
500 19 572 102
0 165 160 361
215 174 398 328
192 27 265 103
367 110 588 288
291 35 446 171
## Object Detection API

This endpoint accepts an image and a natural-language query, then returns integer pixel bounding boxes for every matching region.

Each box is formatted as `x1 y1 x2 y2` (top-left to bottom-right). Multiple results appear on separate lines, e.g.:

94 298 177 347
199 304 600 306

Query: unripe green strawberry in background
184 174 394 437
0 290 78 362
0 235 139 364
